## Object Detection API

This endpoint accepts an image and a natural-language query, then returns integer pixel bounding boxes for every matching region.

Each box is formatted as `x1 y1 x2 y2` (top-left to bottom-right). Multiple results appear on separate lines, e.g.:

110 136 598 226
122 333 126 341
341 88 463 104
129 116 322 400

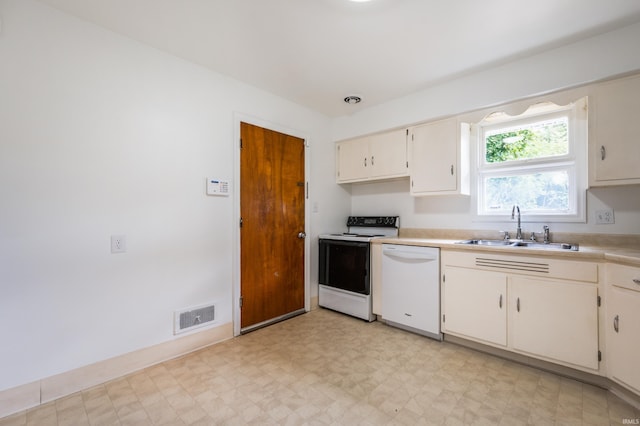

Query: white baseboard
0 321 233 419
0 381 40 418
310 295 319 310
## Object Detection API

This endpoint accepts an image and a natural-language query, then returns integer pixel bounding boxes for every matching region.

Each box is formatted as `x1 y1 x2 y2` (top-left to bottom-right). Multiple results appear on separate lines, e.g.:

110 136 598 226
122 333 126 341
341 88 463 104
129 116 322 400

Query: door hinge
239 297 243 308
239 217 243 228
598 350 602 362
597 295 601 307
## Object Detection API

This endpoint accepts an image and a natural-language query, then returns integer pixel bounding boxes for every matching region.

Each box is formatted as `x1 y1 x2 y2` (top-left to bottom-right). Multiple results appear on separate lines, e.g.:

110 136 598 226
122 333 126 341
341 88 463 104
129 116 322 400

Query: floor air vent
174 303 215 334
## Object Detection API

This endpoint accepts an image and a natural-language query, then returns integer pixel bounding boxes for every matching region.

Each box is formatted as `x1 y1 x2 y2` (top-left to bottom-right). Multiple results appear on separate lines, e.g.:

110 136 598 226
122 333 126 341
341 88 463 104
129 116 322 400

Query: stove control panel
346 216 399 228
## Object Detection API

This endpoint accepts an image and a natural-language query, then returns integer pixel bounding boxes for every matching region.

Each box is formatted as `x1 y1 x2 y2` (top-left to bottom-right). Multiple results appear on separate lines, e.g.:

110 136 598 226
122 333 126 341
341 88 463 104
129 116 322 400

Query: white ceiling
37 0 640 117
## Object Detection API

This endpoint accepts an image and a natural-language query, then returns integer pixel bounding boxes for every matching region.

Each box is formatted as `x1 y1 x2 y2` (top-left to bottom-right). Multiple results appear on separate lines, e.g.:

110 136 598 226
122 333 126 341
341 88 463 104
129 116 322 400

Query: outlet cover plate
111 235 126 253
595 209 615 224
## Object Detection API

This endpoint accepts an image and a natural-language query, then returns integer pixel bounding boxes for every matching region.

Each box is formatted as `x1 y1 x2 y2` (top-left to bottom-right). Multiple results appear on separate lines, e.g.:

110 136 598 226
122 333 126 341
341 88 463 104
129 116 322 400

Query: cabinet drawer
607 263 640 292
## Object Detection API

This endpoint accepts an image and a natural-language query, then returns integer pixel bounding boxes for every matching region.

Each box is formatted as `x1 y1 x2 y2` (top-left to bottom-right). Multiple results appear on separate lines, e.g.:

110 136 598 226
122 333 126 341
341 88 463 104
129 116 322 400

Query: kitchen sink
456 239 579 251
456 239 513 246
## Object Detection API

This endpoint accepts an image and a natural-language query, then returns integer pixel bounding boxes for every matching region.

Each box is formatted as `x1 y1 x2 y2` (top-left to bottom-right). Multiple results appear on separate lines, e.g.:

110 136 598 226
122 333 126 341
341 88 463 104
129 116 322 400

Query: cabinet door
411 119 457 193
510 276 599 370
410 119 469 195
591 74 640 185
608 286 640 393
442 266 507 346
369 129 408 179
336 138 369 182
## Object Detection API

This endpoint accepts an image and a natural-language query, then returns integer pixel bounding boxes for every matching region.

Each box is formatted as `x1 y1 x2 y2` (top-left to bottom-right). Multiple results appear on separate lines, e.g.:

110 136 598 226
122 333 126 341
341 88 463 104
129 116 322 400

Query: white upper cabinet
336 129 408 183
409 118 470 196
590 73 640 186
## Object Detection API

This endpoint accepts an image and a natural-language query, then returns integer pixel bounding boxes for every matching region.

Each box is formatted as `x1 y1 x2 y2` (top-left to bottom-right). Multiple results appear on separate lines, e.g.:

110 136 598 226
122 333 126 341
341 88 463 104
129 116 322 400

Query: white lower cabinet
606 264 640 394
441 250 600 372
509 276 599 370
442 267 507 346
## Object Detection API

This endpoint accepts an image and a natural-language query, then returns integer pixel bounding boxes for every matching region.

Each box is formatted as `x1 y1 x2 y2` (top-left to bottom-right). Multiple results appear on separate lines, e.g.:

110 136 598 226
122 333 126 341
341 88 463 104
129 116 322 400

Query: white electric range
318 216 399 321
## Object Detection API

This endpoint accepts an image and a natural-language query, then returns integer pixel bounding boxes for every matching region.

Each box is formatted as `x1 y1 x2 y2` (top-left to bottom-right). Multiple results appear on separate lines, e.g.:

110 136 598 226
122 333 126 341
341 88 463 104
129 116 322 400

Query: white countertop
372 237 640 267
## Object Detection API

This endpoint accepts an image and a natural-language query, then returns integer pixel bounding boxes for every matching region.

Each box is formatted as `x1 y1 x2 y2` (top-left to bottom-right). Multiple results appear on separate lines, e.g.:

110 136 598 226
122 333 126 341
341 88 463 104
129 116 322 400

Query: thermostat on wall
206 178 230 196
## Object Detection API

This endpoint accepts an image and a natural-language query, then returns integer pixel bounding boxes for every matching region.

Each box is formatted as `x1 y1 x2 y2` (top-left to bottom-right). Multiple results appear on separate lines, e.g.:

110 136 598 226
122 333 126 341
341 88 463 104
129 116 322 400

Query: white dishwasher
381 244 441 340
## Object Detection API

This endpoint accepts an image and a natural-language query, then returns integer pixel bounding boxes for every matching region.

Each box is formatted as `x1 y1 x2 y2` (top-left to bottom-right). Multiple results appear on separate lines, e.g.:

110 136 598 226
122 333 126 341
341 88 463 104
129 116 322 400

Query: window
475 98 587 222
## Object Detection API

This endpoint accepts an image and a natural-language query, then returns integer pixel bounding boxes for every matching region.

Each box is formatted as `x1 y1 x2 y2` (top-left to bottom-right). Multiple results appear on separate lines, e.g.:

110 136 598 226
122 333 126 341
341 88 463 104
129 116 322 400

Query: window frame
473 97 588 223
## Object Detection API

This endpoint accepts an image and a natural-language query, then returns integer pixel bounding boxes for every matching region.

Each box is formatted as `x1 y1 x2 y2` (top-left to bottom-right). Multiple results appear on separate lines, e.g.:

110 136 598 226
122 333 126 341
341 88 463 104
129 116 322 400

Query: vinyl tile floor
1 308 639 425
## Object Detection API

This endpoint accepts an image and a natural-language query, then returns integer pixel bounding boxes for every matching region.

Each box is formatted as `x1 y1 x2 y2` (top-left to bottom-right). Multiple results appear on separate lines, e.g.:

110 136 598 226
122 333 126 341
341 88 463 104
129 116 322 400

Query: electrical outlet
595 209 615 224
111 235 126 253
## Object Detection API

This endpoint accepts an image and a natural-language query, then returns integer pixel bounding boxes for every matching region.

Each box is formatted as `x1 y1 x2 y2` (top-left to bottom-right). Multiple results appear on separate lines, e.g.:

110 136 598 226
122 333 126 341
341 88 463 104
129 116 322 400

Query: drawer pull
516 297 520 312
633 278 640 285
499 294 503 309
614 315 619 333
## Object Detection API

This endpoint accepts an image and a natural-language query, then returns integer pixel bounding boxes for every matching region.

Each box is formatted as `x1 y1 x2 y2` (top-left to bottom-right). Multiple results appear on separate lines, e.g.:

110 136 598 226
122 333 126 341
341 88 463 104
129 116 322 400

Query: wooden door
240 122 305 330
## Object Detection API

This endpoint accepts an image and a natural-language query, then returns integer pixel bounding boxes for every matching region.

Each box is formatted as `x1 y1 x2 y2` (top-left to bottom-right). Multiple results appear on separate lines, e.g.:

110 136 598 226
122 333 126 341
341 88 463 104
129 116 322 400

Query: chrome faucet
511 205 523 240
543 225 550 244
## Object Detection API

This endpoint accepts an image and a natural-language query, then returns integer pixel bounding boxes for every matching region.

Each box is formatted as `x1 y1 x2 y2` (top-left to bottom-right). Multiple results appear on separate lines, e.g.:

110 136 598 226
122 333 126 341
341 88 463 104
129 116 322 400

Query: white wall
331 22 640 235
2 0 639 398
0 0 347 392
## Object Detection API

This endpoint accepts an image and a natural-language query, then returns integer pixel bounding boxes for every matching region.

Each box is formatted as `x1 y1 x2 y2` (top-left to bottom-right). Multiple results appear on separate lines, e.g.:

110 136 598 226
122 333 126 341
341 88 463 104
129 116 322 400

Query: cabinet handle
364 157 367 167
499 294 502 309
601 145 606 161
614 315 619 333
450 165 454 175
516 297 520 312
371 156 375 166
633 278 640 285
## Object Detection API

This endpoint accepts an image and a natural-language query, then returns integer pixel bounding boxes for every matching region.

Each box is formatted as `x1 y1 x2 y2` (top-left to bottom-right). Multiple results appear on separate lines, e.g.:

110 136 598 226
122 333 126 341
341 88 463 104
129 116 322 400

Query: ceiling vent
344 95 362 104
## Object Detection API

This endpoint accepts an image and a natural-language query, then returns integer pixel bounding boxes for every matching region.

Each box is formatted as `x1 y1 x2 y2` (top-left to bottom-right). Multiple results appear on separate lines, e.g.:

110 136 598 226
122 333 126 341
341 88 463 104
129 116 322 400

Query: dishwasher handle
382 247 438 261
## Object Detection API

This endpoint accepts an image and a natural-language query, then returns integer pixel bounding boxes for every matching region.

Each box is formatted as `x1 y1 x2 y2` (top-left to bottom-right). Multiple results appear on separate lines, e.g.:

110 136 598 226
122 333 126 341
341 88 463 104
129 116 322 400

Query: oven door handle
382 249 438 262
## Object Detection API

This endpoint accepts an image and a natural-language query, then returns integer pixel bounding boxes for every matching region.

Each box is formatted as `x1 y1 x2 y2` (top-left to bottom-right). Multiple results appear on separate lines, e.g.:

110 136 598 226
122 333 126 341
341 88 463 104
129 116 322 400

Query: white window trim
471 97 588 224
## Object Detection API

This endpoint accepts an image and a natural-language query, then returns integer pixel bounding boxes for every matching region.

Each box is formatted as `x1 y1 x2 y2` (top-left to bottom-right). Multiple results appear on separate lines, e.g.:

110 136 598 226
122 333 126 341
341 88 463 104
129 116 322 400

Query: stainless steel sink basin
510 241 579 251
456 239 579 251
456 239 513 246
